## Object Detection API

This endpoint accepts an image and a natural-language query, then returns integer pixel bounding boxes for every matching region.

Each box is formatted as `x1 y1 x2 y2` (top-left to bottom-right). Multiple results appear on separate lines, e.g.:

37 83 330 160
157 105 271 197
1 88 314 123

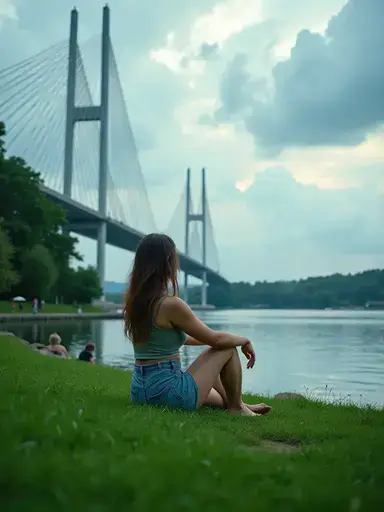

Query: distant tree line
200 269 384 309
105 269 384 310
0 121 102 304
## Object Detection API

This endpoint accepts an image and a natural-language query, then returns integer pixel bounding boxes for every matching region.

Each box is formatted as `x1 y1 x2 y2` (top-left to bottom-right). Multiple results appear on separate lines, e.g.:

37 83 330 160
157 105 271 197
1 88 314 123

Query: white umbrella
13 296 26 302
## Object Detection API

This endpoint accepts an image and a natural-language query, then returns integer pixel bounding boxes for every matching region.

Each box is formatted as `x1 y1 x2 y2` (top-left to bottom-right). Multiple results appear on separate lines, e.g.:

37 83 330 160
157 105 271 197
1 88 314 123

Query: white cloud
150 32 183 73
0 0 17 22
265 0 347 62
235 131 384 192
150 0 264 74
214 168 384 281
190 0 264 47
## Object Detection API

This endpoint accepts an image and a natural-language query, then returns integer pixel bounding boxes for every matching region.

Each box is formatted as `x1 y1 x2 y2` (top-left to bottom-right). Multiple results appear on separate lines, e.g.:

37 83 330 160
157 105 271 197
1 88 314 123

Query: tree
208 285 232 308
21 245 58 298
0 121 82 300
0 122 5 158
46 230 83 300
0 225 19 293
205 269 384 309
64 266 102 305
0 123 80 270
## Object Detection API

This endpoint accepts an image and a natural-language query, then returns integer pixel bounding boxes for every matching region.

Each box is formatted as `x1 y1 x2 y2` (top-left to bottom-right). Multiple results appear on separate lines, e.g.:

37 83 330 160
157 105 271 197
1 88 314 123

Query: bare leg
187 347 255 416
209 376 272 415
204 388 226 408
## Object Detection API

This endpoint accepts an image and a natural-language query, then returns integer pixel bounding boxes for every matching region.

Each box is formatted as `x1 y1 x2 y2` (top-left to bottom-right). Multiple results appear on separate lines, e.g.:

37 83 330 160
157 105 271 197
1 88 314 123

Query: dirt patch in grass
240 439 301 454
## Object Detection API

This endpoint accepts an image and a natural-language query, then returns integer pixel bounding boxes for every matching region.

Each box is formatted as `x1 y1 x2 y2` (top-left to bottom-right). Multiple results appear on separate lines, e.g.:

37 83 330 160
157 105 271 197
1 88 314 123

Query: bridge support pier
201 168 207 307
64 6 110 298
97 221 107 298
63 8 78 198
184 167 208 307
202 271 207 307
184 273 189 303
184 167 191 304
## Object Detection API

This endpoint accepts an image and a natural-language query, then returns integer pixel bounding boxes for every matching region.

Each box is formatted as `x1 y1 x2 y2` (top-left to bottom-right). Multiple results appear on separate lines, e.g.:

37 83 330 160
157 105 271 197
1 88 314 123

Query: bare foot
228 405 257 417
247 403 272 415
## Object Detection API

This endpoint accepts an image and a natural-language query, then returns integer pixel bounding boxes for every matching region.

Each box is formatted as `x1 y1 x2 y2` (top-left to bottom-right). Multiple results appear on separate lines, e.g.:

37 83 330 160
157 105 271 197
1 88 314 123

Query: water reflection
4 309 384 406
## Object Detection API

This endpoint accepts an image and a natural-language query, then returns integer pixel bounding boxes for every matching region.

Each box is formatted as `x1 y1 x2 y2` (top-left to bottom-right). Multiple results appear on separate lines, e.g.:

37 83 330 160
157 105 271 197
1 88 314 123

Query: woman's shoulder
154 296 189 327
163 296 186 306
162 296 189 313
161 297 194 324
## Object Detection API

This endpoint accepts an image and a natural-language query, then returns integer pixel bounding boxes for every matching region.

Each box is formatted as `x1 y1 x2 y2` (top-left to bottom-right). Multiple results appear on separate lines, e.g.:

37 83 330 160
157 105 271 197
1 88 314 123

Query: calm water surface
4 309 384 406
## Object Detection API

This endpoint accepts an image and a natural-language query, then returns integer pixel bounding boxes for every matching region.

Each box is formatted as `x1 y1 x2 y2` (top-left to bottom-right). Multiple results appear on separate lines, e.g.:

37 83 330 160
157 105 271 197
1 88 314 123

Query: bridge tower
184 168 208 306
64 6 110 294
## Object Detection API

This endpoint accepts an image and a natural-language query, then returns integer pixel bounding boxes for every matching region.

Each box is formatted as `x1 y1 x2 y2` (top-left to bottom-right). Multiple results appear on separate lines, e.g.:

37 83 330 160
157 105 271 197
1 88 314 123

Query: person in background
78 343 95 364
46 332 68 358
40 299 45 311
32 297 38 314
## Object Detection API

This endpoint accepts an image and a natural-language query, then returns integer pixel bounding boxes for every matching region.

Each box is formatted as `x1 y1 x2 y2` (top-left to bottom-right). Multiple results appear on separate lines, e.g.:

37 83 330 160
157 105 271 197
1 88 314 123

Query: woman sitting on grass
124 233 271 416
45 333 68 358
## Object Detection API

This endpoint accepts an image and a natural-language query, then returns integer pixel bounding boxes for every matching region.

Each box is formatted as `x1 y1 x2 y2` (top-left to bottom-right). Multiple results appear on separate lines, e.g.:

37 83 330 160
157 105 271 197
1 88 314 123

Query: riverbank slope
0 334 383 511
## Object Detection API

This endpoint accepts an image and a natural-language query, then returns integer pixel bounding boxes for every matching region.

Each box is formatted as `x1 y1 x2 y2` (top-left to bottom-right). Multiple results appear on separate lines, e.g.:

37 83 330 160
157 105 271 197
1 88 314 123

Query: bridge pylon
184 167 208 306
64 6 110 294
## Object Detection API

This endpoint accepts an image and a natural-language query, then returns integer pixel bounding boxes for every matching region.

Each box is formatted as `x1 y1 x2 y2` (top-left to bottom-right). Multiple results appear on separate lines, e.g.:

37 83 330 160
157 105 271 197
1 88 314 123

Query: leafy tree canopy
0 121 100 304
0 225 19 294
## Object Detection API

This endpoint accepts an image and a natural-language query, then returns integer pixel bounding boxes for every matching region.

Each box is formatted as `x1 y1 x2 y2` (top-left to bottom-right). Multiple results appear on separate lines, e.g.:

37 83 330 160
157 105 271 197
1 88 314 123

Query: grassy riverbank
0 301 101 314
0 334 383 511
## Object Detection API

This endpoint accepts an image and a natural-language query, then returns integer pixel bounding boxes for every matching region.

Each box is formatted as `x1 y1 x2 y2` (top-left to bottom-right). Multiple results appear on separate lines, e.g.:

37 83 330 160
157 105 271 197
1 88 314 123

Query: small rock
274 392 306 400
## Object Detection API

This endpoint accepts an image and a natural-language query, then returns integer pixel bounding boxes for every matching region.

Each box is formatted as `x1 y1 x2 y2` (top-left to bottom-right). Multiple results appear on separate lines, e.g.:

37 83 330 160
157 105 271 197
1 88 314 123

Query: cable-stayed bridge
0 6 227 305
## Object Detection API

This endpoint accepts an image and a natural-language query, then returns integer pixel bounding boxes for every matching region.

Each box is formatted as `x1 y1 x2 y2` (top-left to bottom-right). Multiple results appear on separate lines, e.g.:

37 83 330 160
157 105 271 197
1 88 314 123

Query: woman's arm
166 297 250 349
185 336 204 346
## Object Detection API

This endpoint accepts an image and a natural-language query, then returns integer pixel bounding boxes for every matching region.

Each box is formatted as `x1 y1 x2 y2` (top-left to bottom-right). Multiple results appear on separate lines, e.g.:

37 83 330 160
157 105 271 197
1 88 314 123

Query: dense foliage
202 269 384 309
0 225 19 293
105 269 384 309
0 121 102 304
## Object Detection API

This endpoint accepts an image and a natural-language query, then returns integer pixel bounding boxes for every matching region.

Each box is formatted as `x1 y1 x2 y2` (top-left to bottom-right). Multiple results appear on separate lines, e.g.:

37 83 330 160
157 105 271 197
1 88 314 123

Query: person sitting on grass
78 343 95 364
124 233 272 416
46 333 68 358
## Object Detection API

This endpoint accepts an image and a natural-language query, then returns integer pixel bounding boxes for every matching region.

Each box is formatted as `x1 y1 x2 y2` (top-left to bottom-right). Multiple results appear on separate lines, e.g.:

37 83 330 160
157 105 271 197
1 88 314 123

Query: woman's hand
241 341 256 369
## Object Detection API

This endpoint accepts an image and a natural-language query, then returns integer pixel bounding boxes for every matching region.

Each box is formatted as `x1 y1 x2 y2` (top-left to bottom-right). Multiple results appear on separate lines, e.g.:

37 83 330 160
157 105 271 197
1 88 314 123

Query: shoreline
0 311 123 322
0 304 217 322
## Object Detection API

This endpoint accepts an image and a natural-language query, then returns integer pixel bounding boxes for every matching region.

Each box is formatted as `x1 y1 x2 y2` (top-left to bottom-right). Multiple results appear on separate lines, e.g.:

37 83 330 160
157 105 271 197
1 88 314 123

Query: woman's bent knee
206 346 237 362
205 346 234 356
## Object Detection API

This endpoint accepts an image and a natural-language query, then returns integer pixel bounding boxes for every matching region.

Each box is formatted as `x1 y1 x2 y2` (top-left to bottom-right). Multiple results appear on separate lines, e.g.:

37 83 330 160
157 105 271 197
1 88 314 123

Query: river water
4 309 384 406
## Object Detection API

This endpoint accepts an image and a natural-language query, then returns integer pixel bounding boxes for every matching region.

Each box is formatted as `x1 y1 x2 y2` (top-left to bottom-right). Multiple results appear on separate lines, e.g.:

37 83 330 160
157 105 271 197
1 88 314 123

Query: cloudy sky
1 0 383 283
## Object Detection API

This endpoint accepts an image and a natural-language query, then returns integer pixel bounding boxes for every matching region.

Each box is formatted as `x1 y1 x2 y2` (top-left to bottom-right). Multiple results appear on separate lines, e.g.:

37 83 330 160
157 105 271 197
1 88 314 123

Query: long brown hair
123 233 179 343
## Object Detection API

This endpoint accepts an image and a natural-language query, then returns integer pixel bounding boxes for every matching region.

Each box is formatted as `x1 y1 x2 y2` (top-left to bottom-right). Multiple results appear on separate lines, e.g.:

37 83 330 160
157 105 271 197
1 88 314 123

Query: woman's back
133 297 186 360
46 344 67 357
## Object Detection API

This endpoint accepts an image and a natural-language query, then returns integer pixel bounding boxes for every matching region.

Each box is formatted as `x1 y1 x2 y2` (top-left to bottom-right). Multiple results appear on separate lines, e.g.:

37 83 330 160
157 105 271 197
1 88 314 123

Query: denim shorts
131 360 199 411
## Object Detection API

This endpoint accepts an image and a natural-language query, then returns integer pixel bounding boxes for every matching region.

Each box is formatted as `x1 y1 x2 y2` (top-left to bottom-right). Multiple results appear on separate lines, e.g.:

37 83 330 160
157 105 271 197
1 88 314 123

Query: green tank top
133 297 187 360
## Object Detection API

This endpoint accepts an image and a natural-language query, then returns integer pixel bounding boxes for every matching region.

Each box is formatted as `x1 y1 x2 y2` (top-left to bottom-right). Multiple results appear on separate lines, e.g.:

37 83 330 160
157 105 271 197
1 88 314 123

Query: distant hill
104 281 125 294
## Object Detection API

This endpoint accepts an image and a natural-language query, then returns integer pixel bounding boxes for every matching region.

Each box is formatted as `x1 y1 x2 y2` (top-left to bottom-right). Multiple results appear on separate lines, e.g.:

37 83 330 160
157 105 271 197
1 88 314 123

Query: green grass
0 301 101 314
0 334 383 512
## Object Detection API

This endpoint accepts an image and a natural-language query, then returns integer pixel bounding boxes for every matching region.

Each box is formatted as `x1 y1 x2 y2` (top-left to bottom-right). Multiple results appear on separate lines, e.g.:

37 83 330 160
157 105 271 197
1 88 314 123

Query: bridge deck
42 186 228 286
